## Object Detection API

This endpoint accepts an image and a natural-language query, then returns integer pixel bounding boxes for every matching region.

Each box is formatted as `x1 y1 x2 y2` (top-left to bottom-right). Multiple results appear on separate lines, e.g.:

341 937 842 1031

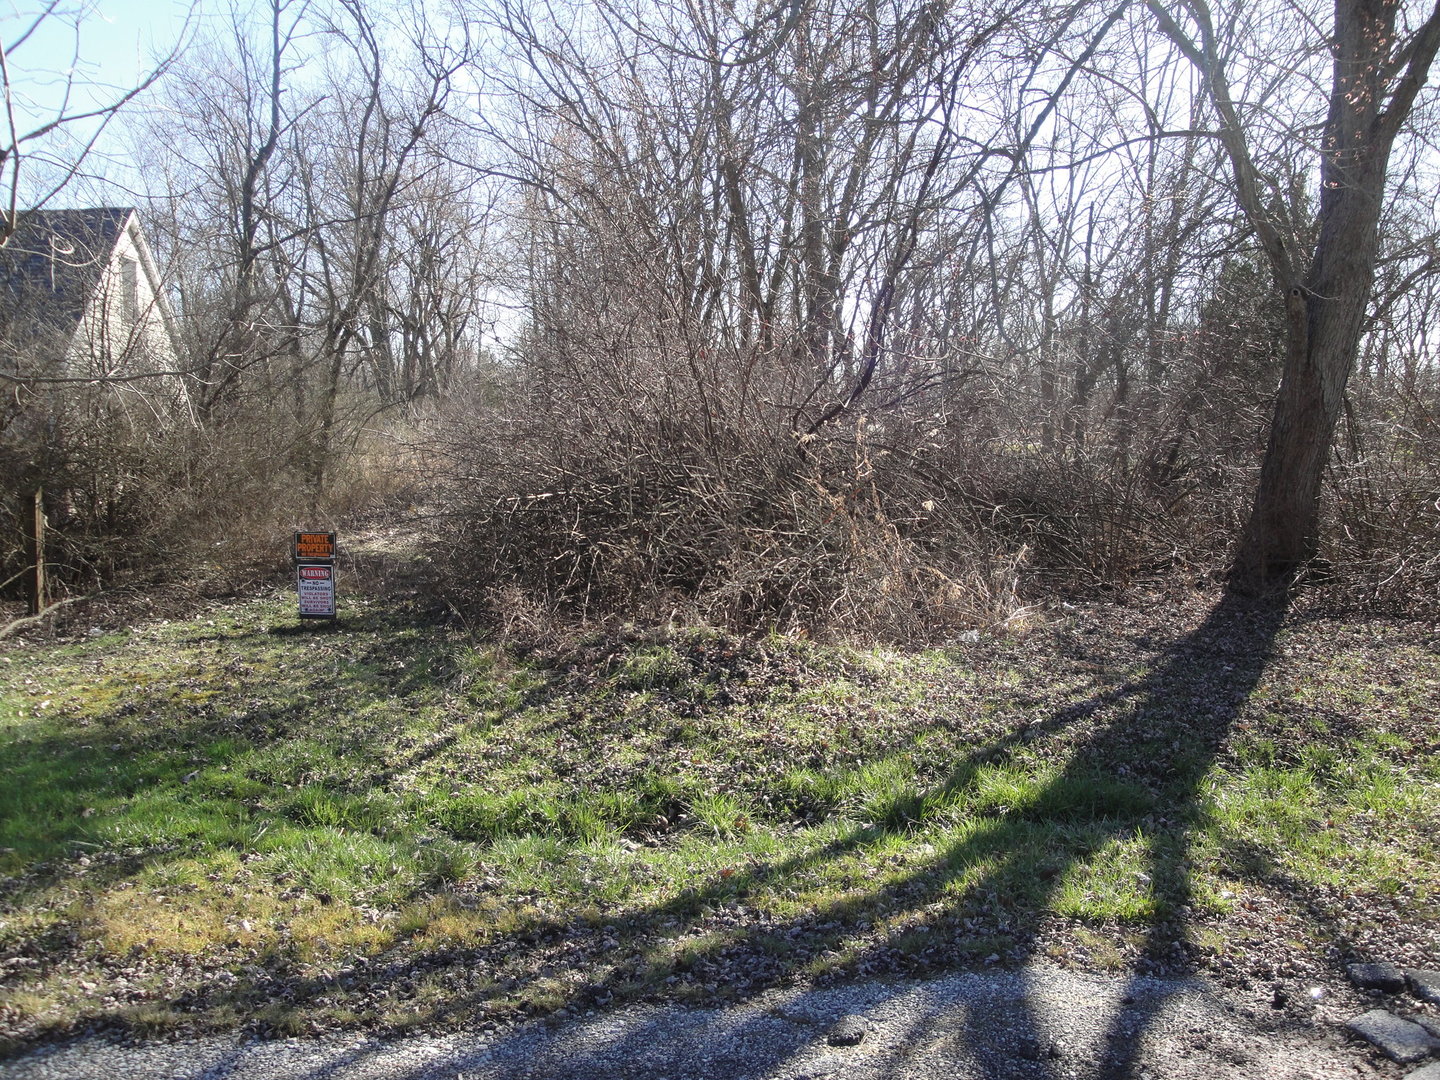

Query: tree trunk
1232 215 1378 588
1199 0 1440 593
1233 314 1353 586
27 489 46 617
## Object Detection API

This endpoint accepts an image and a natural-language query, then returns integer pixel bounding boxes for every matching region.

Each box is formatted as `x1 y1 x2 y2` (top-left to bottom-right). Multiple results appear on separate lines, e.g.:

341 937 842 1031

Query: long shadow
965 587 1290 1078
571 586 1288 1077
2 589 1291 1078
681 586 1287 1080
202 587 1290 1080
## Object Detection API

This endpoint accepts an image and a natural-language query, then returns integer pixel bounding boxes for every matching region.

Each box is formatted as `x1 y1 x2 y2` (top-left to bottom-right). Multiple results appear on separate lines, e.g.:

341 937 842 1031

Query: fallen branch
0 595 85 640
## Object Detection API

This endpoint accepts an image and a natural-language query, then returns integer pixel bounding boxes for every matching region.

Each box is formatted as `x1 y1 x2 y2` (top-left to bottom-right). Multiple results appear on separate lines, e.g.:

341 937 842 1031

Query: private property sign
295 532 336 560
294 532 337 620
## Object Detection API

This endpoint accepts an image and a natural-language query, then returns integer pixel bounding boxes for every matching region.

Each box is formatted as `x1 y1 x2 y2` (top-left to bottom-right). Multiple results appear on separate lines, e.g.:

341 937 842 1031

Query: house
0 206 180 377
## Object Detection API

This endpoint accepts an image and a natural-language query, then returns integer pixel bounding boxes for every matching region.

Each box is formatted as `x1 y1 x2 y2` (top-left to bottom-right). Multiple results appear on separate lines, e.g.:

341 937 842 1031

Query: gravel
0 963 1393 1079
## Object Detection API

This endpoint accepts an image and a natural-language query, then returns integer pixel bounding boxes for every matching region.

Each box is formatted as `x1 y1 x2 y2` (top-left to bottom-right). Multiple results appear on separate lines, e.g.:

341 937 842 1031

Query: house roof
0 207 136 356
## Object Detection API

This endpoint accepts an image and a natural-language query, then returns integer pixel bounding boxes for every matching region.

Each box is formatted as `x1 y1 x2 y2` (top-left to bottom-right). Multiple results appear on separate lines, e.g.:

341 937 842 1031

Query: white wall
71 212 178 374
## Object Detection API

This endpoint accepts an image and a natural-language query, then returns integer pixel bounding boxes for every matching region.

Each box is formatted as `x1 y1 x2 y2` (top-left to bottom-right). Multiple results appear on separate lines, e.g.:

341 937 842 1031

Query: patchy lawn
1 581 1438 1054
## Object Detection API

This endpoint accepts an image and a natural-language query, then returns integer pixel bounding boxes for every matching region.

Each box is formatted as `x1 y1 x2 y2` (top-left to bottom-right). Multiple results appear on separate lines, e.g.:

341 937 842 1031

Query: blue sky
4 0 199 205
7 0 197 98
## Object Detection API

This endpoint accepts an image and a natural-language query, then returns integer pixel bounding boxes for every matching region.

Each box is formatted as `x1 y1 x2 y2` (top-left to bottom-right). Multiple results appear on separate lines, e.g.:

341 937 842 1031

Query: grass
1 586 1438 1052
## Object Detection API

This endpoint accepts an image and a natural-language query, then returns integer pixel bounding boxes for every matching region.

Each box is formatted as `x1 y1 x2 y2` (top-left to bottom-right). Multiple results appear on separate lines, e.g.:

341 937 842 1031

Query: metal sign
296 562 336 618
294 531 336 561
293 531 337 620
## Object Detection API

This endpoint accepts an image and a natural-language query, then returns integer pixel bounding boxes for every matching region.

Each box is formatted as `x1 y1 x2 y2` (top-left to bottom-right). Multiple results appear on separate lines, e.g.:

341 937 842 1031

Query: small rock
826 1015 867 1047
1346 1009 1440 1063
1408 970 1440 1005
1404 1063 1440 1080
1349 962 1407 993
770 1005 816 1025
1015 1036 1063 1061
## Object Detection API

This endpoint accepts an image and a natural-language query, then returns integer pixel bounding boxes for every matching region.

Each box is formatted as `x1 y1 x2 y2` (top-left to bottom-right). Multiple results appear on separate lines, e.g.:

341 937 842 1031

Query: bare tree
141 0 487 495
1147 0 1440 591
274 0 475 489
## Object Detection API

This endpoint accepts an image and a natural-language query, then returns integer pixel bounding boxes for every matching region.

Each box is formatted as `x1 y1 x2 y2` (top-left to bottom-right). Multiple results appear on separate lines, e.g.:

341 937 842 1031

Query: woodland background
5 0 1440 636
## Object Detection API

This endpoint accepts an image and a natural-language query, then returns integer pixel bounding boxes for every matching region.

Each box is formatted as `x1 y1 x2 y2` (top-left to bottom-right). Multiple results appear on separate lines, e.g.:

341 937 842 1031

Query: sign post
28 489 47 617
293 531 337 622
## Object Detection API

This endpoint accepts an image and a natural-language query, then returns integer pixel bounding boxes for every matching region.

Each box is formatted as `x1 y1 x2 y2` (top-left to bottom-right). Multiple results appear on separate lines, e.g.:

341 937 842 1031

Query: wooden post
28 489 46 617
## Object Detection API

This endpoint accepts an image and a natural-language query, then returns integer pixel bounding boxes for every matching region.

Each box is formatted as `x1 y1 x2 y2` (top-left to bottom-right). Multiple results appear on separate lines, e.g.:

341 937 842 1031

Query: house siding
69 213 178 375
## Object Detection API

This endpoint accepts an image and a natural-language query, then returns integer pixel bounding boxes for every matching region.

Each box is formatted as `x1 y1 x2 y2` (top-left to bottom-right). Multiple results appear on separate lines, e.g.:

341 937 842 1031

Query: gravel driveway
1 963 1393 1079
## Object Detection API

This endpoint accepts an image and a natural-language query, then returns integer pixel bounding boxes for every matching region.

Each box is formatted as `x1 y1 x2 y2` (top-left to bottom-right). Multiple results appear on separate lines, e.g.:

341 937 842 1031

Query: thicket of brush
421 320 1440 640
7 0 1440 637
4 315 1437 638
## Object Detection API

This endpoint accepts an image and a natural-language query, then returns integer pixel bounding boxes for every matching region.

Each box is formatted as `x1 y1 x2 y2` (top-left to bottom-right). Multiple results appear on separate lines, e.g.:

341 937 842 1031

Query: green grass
1 590 1437 1049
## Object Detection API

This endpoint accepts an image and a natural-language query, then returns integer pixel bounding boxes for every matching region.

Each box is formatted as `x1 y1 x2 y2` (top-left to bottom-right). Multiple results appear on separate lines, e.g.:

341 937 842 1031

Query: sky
3 0 200 206
5 0 196 98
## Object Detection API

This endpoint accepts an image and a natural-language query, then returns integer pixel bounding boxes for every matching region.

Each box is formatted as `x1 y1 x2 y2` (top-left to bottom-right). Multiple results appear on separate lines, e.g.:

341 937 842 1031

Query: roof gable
0 207 135 353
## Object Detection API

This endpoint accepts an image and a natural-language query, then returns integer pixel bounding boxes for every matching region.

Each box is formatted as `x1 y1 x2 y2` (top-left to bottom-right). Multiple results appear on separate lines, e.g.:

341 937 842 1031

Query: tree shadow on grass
141 588 1292 1080
1000 587 1290 1077
633 586 1282 1077
2 589 1293 1078
619 586 1291 1079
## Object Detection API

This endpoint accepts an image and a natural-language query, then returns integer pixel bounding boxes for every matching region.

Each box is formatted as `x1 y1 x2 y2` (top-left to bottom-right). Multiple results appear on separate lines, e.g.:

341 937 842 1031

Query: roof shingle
0 207 134 356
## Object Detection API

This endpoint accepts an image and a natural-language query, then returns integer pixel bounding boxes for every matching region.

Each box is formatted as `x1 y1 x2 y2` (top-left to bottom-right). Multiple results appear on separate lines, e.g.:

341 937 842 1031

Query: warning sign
296 562 336 618
294 532 336 560
292 531 337 621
